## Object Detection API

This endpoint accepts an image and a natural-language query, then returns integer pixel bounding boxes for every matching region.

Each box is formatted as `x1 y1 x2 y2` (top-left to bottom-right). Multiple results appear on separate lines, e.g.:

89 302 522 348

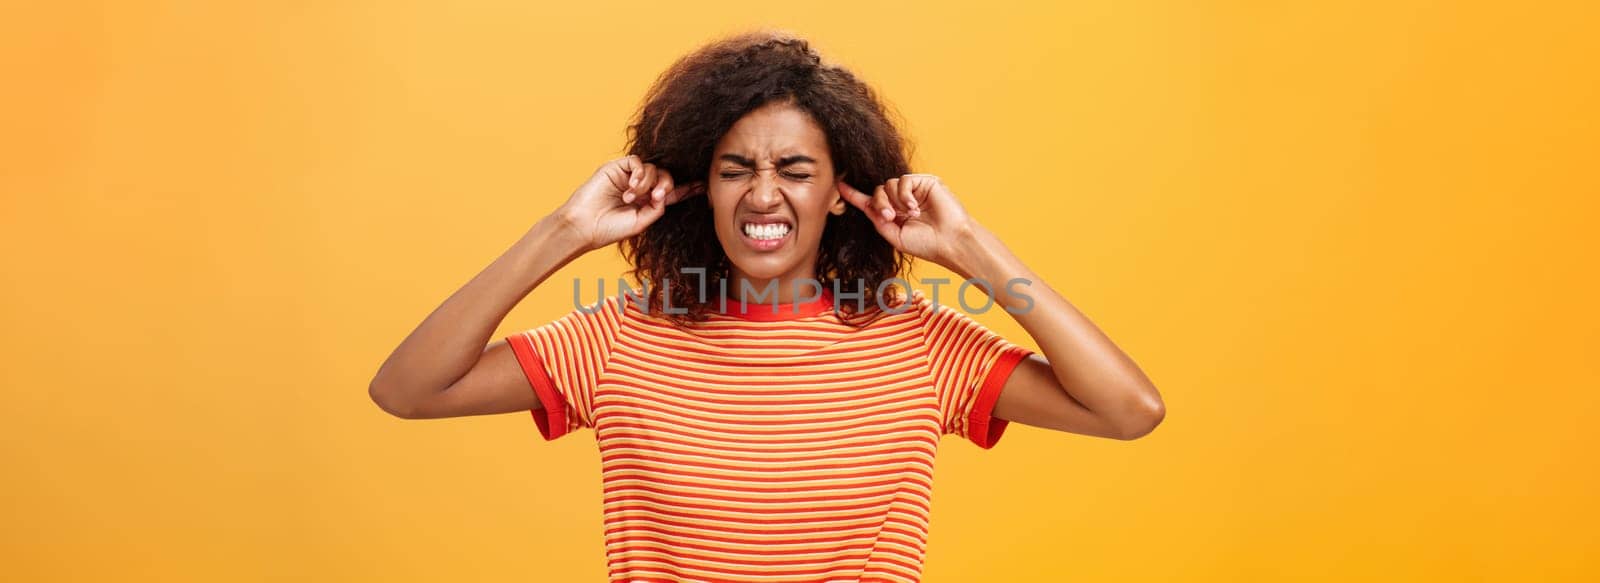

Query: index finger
662 181 705 205
837 180 874 212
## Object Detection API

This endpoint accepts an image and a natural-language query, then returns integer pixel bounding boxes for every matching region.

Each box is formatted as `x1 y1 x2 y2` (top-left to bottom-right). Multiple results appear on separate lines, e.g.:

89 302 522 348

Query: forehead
714 101 830 161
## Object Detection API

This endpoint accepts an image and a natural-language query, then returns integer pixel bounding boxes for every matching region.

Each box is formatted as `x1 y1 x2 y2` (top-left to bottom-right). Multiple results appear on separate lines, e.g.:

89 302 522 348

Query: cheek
707 195 736 226
799 193 836 232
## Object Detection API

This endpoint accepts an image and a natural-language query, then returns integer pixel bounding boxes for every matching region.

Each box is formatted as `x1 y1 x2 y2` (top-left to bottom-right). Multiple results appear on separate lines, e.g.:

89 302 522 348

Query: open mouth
739 218 793 251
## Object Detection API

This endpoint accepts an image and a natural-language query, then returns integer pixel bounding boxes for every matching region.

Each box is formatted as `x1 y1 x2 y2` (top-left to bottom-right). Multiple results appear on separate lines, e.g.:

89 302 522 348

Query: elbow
1112 396 1166 441
368 382 421 420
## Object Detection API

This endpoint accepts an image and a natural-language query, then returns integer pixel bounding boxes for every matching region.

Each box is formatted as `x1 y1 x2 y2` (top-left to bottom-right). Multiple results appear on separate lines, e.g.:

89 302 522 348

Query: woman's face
708 100 847 291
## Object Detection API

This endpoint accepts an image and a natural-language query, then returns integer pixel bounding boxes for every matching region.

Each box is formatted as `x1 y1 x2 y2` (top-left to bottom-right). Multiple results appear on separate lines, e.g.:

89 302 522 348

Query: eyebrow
718 154 818 168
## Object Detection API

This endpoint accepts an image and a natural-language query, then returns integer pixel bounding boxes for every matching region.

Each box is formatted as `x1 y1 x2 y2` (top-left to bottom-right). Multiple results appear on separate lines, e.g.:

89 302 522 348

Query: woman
370 29 1164 582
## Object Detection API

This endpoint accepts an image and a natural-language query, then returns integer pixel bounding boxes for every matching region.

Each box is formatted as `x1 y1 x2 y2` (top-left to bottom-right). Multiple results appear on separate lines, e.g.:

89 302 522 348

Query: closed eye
719 170 813 180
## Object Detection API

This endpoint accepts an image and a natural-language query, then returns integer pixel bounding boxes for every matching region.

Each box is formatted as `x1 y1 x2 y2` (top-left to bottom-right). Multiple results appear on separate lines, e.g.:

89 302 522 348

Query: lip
738 216 794 252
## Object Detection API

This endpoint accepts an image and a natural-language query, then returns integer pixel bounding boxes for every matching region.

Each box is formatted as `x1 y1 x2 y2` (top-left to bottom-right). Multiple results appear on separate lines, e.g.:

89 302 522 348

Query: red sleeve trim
966 347 1031 449
506 332 569 441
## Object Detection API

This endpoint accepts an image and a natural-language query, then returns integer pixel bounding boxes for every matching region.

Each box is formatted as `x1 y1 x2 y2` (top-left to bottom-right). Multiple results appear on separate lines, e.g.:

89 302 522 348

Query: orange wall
3 1 1597 581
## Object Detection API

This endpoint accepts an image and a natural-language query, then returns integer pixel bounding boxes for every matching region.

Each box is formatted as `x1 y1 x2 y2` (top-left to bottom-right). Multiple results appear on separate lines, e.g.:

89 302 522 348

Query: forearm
368 214 588 413
946 222 1164 428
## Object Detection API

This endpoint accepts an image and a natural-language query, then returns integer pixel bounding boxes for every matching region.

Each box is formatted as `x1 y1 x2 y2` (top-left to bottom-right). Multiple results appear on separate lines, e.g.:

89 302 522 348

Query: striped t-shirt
505 287 1034 582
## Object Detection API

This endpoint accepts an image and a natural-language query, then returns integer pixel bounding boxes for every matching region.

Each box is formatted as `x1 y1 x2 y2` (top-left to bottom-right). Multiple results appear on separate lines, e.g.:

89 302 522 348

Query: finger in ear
837 179 871 209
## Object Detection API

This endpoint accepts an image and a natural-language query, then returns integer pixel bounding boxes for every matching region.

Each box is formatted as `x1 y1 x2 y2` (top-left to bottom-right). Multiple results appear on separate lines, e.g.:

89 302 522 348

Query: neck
729 269 821 304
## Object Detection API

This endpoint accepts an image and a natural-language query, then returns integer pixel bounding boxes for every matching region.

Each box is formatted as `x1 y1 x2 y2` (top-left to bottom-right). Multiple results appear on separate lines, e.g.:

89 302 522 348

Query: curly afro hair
616 28 917 326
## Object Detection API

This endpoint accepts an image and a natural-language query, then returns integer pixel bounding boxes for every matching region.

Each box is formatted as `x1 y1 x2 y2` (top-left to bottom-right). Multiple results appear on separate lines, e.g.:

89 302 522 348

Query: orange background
3 1 1597 581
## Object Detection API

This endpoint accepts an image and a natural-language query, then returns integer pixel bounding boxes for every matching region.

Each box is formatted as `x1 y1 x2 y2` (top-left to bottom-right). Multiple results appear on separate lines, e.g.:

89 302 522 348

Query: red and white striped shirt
506 288 1033 582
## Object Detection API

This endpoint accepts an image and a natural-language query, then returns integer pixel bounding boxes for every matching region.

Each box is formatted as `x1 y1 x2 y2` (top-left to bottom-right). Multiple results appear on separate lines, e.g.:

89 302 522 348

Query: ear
829 172 848 215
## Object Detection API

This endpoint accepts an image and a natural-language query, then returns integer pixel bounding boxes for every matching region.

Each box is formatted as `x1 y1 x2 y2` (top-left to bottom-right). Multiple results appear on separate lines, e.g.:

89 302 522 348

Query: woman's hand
553 154 704 252
838 174 978 269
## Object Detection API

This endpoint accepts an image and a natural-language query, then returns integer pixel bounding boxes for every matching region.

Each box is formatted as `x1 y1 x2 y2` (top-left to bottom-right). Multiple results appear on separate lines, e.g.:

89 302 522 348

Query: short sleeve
504 295 626 441
916 292 1035 449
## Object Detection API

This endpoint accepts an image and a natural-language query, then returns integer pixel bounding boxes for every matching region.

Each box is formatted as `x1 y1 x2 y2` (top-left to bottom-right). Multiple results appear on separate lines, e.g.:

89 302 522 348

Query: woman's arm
839 174 1164 440
366 215 586 419
368 156 703 419
947 222 1165 440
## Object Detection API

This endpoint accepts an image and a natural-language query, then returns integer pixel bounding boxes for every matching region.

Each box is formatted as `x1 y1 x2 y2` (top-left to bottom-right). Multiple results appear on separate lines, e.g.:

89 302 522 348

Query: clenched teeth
742 223 791 240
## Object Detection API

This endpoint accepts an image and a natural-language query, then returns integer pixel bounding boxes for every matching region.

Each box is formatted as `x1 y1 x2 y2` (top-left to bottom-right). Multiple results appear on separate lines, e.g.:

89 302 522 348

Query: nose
748 168 784 209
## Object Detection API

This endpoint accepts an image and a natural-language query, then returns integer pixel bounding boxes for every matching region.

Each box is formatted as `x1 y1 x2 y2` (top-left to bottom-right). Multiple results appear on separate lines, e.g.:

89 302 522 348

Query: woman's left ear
830 179 848 215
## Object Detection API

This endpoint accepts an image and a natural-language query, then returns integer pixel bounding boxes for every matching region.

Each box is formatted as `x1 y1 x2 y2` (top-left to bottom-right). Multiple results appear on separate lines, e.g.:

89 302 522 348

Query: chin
727 253 799 280
718 229 814 282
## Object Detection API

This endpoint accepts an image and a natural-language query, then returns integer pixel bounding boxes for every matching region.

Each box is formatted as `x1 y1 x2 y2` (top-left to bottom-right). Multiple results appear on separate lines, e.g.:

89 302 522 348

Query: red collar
717 288 835 321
